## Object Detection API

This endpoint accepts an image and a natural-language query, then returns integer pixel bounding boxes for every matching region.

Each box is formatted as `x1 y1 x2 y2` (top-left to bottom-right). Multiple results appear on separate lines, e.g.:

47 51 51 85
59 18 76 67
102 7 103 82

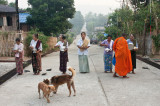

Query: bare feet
113 73 119 77
110 71 113 73
123 76 129 78
132 72 136 74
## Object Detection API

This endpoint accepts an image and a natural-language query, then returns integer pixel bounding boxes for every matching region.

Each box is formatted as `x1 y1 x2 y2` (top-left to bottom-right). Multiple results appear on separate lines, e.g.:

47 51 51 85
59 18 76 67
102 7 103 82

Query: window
7 16 12 26
0 17 3 26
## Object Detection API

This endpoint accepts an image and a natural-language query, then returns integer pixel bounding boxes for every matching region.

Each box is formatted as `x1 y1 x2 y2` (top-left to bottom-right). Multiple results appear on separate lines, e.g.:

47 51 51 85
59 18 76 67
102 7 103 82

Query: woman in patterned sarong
100 35 114 73
30 34 42 75
55 35 68 74
13 38 24 75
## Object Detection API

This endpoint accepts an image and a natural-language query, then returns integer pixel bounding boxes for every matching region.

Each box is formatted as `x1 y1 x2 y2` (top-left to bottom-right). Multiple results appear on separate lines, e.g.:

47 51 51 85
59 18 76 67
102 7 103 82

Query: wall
0 13 17 31
0 31 58 57
136 31 160 56
0 32 19 56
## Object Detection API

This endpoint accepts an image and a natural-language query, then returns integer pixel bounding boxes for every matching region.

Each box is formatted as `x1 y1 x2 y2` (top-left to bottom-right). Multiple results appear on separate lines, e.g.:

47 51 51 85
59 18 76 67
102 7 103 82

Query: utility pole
15 0 19 31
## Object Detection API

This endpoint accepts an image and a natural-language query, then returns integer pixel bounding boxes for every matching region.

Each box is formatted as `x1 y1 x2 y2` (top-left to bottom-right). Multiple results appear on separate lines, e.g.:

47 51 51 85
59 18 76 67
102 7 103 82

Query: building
19 13 30 32
0 4 30 32
0 4 17 31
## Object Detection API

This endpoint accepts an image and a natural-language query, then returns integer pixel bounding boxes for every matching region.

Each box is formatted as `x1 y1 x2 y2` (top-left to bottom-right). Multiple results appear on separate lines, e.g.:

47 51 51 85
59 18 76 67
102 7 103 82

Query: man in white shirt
77 32 90 73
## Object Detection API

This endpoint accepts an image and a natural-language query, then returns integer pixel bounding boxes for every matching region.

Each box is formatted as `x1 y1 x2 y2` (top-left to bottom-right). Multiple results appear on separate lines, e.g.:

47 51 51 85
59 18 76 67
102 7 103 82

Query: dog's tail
68 67 76 78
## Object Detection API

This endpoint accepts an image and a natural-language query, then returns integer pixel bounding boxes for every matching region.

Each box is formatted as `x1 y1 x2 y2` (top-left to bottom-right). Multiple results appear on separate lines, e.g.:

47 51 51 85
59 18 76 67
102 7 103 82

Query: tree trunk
155 17 158 35
142 23 147 56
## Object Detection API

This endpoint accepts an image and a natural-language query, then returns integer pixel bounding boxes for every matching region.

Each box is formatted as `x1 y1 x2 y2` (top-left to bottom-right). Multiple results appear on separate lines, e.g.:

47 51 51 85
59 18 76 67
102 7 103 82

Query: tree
106 6 133 39
9 2 15 8
0 0 8 5
85 12 108 35
27 0 75 36
69 11 84 35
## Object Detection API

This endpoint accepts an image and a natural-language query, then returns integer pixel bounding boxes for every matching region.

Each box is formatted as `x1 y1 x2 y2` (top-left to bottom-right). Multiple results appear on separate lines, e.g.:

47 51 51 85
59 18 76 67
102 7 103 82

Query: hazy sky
8 0 121 15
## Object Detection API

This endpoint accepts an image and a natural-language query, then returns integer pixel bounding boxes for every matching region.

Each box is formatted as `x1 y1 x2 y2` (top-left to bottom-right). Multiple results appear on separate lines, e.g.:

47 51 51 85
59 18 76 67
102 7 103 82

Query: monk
113 33 132 78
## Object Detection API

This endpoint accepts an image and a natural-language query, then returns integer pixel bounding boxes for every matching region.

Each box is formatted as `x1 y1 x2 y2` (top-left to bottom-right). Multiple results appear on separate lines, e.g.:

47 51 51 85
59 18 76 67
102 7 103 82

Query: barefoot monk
113 33 132 78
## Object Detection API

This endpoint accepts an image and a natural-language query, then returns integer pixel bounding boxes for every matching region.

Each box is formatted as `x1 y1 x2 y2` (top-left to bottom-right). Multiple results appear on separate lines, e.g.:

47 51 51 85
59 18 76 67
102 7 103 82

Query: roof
94 27 105 31
19 13 30 23
0 4 16 13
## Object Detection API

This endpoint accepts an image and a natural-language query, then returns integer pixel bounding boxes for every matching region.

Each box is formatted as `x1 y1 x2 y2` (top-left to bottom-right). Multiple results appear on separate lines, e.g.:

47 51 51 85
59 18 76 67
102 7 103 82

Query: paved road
0 25 160 106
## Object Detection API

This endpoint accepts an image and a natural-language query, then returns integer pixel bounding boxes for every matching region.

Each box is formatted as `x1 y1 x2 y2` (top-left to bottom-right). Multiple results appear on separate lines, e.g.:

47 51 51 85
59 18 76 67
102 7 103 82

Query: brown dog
38 82 56 103
43 67 76 97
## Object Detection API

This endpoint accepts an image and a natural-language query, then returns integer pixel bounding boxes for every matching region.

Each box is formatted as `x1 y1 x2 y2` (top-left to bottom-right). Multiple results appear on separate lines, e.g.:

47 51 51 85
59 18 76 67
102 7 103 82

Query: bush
24 30 49 57
66 32 75 45
152 34 160 50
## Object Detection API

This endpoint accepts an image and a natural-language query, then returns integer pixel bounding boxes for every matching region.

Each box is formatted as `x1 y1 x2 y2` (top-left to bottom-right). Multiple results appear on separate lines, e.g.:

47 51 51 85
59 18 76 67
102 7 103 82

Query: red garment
36 40 41 51
113 37 132 76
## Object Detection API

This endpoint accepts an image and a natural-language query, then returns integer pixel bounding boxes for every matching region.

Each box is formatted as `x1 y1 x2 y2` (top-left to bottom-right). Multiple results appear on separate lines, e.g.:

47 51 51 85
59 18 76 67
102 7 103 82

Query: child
13 38 24 75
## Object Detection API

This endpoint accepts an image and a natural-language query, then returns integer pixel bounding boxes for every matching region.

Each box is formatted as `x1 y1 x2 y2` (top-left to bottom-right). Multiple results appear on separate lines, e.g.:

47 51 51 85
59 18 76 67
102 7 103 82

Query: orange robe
113 37 132 76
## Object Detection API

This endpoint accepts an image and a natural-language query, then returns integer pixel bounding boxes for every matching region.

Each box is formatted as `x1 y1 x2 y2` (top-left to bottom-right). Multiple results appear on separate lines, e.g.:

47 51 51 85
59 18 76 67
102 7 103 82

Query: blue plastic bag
112 55 116 66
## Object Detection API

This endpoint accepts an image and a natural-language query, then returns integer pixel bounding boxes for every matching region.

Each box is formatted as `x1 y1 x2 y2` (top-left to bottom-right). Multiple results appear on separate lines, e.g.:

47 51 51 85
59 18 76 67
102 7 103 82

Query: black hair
122 33 128 37
15 38 20 42
62 35 66 40
34 33 39 39
107 35 112 38
81 32 86 35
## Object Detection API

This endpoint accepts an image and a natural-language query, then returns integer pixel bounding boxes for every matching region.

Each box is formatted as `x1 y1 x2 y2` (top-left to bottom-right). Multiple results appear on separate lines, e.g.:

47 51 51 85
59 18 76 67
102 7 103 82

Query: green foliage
24 30 49 57
97 32 105 41
105 26 121 40
69 11 84 35
85 12 108 34
0 0 8 5
27 0 75 36
66 32 75 45
106 7 133 34
152 34 160 50
8 2 15 7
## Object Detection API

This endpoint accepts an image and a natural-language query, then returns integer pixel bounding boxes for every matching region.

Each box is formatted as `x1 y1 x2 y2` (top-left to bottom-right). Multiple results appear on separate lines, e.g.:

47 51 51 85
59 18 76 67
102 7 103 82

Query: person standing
55 35 68 74
13 38 24 75
77 32 90 73
127 34 138 74
30 34 42 75
113 33 132 78
100 35 114 73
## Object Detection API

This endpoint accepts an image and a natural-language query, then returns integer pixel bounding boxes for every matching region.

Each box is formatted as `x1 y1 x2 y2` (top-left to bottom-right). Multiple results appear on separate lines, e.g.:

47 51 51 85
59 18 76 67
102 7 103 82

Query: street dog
43 67 76 97
38 82 56 103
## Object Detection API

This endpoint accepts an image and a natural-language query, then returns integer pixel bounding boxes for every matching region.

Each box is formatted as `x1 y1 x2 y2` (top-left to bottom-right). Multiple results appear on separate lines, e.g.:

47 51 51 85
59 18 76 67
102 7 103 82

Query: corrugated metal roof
0 4 16 13
19 13 30 23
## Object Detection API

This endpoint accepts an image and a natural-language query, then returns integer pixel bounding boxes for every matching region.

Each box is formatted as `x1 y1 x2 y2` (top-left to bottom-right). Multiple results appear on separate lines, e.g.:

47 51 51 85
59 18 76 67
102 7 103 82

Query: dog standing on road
43 67 76 97
38 82 56 103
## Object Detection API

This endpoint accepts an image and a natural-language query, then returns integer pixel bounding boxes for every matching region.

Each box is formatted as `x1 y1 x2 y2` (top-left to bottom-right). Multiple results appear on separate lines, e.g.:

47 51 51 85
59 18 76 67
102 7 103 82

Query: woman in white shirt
13 38 24 75
30 34 43 75
77 32 90 73
55 35 68 74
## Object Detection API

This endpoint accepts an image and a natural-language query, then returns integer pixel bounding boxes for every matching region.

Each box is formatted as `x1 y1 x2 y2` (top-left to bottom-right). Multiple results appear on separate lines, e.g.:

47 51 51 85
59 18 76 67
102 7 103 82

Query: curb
0 50 55 85
137 56 160 69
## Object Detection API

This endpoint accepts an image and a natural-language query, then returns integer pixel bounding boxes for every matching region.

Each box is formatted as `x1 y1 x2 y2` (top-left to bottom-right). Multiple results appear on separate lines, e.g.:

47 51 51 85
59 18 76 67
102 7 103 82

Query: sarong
104 54 113 72
32 52 42 74
131 50 136 69
59 51 68 73
79 55 90 73
15 53 23 74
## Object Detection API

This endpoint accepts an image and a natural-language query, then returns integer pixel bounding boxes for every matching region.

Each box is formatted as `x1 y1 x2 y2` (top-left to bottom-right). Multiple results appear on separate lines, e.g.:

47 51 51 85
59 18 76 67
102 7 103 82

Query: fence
0 32 22 57
0 31 58 57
